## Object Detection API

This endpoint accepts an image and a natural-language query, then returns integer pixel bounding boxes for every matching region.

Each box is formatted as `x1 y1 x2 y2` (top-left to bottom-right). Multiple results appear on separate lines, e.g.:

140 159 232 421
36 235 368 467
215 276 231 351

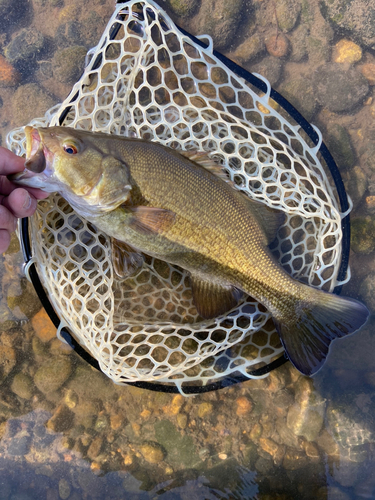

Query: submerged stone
325 123 355 170
34 356 72 394
11 83 55 127
52 45 87 85
313 64 369 112
275 0 302 33
166 0 199 17
351 218 375 255
194 0 244 51
5 28 44 64
11 373 35 400
139 442 165 464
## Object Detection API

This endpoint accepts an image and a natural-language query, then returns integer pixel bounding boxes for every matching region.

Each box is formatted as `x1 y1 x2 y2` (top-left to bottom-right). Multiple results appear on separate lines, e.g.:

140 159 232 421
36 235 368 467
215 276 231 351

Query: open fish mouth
24 126 46 173
9 127 56 191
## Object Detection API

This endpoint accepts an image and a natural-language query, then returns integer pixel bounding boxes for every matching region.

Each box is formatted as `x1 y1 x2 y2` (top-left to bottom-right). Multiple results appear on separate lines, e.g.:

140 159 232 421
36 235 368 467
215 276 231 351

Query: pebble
52 45 87 85
236 396 253 416
4 28 44 64
32 308 56 342
8 433 31 456
231 34 265 64
34 356 72 394
87 436 103 460
198 402 213 418
0 344 16 381
140 442 165 464
10 373 35 400
282 449 309 470
194 0 244 51
361 63 375 86
313 64 369 113
46 404 74 433
275 0 301 33
58 478 71 500
11 83 55 127
166 0 199 17
325 123 355 170
265 33 290 58
0 54 20 86
176 412 188 429
333 39 362 64
351 217 375 254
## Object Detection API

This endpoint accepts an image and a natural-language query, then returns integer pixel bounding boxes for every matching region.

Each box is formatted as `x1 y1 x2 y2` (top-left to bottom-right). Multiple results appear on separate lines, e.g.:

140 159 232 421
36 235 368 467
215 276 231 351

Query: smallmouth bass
10 126 369 376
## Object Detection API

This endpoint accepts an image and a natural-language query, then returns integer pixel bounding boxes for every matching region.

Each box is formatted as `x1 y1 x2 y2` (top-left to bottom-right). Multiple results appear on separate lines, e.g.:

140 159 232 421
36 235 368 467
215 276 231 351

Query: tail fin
274 291 369 376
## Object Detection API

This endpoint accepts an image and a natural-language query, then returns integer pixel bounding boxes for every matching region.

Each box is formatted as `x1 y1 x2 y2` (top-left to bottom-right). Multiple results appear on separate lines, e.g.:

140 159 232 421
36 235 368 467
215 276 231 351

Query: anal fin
190 274 243 319
111 238 144 278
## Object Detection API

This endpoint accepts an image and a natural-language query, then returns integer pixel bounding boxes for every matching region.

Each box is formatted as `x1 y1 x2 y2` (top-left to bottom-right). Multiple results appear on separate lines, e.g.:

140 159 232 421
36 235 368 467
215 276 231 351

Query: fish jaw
10 127 62 192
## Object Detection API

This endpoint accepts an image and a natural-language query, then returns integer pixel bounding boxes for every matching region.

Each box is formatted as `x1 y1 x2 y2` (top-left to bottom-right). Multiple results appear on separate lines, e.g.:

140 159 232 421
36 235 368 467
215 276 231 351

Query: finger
0 147 25 175
0 229 11 254
2 188 38 218
0 176 50 199
0 205 17 233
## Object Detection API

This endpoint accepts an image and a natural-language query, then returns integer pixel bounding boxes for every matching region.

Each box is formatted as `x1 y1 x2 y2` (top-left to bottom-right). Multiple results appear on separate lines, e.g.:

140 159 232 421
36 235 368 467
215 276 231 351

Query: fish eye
63 143 78 155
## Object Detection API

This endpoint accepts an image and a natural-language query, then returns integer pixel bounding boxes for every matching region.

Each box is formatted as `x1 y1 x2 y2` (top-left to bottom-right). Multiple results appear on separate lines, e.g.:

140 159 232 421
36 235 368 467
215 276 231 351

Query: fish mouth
9 127 55 190
24 126 47 173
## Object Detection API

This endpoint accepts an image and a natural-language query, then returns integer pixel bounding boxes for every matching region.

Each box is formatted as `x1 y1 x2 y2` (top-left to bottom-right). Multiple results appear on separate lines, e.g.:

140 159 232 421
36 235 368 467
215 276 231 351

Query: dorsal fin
180 150 232 184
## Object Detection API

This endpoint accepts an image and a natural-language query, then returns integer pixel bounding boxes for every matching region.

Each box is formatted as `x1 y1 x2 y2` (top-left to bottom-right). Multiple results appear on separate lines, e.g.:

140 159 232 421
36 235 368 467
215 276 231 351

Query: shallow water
1 0 375 499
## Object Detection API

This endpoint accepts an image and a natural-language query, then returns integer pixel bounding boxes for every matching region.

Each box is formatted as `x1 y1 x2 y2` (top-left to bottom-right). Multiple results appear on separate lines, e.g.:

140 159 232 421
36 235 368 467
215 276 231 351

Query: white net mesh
7 0 346 393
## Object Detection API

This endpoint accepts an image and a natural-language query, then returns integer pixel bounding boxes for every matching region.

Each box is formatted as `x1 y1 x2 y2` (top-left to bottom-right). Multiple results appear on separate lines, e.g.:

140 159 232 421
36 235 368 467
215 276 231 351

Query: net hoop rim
18 2 350 393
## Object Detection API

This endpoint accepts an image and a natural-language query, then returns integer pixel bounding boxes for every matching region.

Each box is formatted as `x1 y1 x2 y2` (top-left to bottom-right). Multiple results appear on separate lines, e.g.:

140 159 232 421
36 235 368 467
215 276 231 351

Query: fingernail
23 193 32 210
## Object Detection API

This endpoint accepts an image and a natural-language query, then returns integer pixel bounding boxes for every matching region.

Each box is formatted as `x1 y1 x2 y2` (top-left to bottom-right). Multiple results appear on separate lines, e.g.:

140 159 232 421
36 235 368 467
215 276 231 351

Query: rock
320 0 375 50
5 28 44 64
67 364 116 402
275 0 301 33
230 34 265 66
251 56 283 87
32 308 56 342
52 45 87 85
34 356 72 394
343 165 367 205
351 218 375 255
236 396 253 416
360 63 375 86
0 0 28 27
55 21 83 48
139 442 165 464
197 402 213 418
333 39 362 64
46 404 74 432
325 123 355 170
282 449 309 470
265 33 290 58
280 77 317 122
7 279 42 319
289 25 308 62
313 64 369 113
11 83 55 127
8 433 31 456
166 0 199 17
58 479 71 500
11 373 35 399
154 419 199 468
194 0 244 51
0 344 16 382
87 436 103 460
0 55 20 87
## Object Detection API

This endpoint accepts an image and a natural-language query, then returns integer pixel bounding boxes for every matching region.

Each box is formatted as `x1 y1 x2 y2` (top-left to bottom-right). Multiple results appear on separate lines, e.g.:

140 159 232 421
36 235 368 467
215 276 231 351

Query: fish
10 126 369 376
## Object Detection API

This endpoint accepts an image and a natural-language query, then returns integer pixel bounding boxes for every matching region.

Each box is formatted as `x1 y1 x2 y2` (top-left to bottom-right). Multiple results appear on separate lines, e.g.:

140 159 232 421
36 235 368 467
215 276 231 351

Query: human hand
0 146 49 253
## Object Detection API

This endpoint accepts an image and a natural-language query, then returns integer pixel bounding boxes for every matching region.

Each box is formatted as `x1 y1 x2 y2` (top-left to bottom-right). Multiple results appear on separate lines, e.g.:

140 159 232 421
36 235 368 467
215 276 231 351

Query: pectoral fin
190 274 243 319
111 238 144 278
125 206 176 235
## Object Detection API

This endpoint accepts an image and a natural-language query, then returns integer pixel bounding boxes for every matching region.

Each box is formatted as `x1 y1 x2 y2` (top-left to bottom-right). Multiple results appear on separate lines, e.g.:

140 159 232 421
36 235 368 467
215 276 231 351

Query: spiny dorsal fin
111 238 144 278
180 150 232 184
190 274 243 319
